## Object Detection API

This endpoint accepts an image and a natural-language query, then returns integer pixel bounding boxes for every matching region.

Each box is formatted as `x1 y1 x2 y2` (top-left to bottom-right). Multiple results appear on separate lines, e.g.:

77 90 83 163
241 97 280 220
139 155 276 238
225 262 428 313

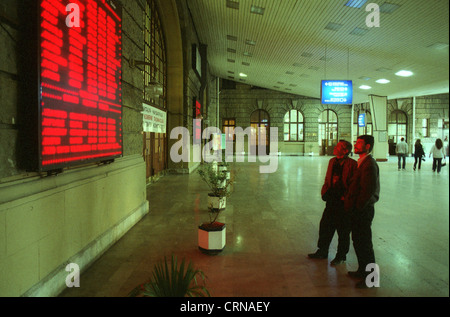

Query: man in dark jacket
345 135 380 288
308 140 357 265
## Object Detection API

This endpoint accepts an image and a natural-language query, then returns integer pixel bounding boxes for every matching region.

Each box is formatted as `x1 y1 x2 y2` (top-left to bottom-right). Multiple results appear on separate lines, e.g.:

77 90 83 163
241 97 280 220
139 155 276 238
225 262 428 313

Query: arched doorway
250 109 270 155
388 110 407 155
318 110 338 155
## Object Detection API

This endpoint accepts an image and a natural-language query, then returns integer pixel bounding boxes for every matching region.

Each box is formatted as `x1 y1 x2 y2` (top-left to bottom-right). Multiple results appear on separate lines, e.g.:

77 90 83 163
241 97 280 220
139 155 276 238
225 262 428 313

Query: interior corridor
60 155 449 297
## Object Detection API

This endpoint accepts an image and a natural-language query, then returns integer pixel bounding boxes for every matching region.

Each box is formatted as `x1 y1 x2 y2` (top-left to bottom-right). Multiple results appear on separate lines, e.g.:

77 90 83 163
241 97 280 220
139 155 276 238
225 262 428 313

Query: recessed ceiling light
227 35 237 41
376 79 390 84
350 27 369 36
245 39 256 46
359 85 372 90
376 67 392 72
239 73 247 77
427 43 449 50
250 5 265 15
379 2 401 13
227 48 236 53
226 0 239 10
243 52 253 57
395 70 413 77
325 22 343 31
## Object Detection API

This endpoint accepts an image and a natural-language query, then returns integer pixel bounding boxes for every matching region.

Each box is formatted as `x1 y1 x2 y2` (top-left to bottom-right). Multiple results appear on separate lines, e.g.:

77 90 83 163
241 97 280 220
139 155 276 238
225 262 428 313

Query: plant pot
207 193 226 211
198 222 226 255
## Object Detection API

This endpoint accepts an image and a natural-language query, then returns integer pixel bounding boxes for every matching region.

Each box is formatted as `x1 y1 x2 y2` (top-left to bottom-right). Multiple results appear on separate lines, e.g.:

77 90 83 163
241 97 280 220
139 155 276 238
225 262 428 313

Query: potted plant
128 254 210 297
197 162 234 254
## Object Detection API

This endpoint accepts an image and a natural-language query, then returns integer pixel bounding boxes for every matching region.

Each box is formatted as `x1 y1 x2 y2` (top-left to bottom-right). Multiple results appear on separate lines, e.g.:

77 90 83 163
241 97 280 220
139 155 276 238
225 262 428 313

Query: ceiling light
226 0 239 10
350 27 369 36
227 35 237 41
245 39 256 46
359 85 372 90
325 22 344 31
239 73 247 77
345 0 368 8
379 2 401 13
395 70 413 77
359 76 371 81
250 5 265 15
376 79 390 84
427 43 449 50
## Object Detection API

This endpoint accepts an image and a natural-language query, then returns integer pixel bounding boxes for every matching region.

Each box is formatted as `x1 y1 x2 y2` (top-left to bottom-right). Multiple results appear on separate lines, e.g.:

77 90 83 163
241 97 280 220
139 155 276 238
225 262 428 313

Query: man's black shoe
307 250 328 259
330 256 346 265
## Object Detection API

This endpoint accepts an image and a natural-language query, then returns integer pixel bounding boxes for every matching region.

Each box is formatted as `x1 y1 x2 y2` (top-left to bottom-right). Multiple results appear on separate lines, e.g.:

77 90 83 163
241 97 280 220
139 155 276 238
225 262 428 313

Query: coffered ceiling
187 0 449 104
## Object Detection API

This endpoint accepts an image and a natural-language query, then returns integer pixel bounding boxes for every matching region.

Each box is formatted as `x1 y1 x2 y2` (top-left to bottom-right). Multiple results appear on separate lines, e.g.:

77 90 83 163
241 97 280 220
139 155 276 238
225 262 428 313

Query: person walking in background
413 139 425 171
396 137 408 170
429 138 446 174
345 135 380 289
308 140 357 265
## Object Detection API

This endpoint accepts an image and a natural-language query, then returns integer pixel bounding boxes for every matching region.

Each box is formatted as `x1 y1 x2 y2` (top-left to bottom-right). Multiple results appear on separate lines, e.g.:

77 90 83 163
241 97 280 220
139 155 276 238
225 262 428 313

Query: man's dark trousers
317 199 350 257
351 206 376 274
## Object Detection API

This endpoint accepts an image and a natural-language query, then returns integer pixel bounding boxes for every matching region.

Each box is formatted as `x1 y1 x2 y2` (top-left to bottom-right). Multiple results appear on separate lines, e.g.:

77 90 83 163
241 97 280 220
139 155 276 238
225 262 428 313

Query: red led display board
38 0 122 171
193 99 202 144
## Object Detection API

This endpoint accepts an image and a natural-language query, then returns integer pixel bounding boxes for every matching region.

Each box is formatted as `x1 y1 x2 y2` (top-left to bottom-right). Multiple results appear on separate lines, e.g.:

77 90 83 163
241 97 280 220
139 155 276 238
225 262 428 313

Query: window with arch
353 111 373 136
284 109 304 141
318 110 338 146
144 0 167 109
388 110 407 143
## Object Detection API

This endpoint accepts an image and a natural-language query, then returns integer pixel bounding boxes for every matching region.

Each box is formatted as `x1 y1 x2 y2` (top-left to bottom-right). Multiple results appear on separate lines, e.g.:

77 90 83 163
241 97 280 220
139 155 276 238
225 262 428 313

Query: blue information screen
321 80 353 105
358 113 366 127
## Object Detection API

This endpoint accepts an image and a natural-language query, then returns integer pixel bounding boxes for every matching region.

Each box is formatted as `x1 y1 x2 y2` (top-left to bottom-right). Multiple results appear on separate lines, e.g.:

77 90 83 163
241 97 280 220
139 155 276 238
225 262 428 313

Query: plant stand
198 222 226 255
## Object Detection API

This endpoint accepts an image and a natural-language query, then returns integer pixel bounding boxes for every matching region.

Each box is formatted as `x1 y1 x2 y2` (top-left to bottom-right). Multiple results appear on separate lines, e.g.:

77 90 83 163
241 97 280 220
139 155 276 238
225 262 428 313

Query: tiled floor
60 155 449 297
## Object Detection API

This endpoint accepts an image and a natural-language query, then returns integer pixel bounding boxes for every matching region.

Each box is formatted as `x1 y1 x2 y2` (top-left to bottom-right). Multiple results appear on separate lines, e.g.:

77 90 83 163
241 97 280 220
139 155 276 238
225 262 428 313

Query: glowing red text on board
39 0 122 169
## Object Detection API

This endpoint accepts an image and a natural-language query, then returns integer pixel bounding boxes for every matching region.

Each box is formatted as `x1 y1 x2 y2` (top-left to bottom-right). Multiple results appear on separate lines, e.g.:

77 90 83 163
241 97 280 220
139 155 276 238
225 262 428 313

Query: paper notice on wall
142 103 167 133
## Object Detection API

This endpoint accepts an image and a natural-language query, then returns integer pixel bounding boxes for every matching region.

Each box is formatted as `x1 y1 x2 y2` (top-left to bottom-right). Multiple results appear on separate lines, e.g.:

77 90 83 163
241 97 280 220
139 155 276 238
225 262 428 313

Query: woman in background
429 138 446 173
413 139 425 171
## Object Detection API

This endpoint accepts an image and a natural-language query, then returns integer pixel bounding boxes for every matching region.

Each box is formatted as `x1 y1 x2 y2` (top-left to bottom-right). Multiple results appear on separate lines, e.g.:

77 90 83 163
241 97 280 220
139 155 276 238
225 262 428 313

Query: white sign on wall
142 103 167 133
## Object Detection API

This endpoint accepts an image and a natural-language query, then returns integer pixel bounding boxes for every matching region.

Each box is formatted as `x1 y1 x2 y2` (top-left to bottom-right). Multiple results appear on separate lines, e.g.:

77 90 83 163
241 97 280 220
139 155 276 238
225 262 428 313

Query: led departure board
39 0 122 171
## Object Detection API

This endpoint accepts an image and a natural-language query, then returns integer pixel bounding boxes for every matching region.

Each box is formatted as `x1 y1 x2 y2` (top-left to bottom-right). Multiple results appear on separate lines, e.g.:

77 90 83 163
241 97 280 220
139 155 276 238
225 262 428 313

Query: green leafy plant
197 162 235 224
197 162 234 198
129 255 210 297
